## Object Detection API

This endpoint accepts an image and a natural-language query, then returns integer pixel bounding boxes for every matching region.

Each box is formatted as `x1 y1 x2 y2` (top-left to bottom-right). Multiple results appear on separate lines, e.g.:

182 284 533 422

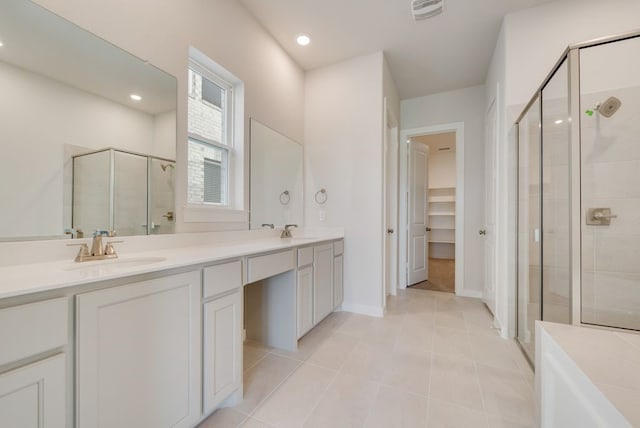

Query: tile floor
199 288 535 428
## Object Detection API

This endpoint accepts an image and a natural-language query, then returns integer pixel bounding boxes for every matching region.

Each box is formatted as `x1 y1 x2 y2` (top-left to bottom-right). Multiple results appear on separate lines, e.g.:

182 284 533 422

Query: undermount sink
64 256 167 273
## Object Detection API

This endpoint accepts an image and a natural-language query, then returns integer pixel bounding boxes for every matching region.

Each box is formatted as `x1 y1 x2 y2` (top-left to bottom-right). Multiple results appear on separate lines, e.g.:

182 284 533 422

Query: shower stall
72 148 175 237
516 32 640 361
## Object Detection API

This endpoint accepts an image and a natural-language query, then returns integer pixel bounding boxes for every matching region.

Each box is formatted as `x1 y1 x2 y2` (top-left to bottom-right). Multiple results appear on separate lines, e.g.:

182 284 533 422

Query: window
184 47 245 224
187 62 232 206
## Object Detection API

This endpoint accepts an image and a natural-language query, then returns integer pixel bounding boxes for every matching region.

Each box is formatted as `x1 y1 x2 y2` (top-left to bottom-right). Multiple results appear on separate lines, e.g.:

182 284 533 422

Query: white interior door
408 141 429 285
384 114 399 297
483 100 497 313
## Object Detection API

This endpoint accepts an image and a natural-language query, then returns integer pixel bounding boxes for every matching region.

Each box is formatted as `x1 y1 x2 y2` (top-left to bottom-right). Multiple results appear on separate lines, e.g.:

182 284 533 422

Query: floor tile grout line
243 350 270 374
244 358 305 420
297 363 341 427
360 381 383 428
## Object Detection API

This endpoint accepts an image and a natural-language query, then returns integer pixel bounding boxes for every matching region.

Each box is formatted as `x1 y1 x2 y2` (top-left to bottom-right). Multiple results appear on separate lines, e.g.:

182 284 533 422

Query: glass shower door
517 96 541 360
580 36 640 330
541 60 571 324
113 151 147 236
149 158 175 235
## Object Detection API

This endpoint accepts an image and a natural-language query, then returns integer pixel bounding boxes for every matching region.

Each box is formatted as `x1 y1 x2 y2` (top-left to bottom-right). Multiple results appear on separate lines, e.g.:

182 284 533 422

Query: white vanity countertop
0 233 343 300
538 321 640 426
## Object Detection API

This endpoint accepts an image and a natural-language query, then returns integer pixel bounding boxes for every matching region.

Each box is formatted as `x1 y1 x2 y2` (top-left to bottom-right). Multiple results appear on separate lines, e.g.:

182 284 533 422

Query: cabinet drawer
297 247 313 267
334 240 344 256
0 297 68 366
247 250 295 283
204 260 242 299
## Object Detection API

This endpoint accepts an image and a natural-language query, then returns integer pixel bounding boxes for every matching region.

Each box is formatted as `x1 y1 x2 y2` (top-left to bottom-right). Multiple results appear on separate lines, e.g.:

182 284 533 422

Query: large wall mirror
0 0 177 241
250 119 303 230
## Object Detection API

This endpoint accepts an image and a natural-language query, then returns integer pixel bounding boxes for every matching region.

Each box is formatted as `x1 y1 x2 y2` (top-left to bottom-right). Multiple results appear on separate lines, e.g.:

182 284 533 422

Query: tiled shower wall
581 86 640 330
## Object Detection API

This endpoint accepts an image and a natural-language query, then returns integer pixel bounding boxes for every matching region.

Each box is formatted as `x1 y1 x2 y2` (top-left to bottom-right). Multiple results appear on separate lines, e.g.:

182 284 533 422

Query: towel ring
280 190 291 205
315 188 327 205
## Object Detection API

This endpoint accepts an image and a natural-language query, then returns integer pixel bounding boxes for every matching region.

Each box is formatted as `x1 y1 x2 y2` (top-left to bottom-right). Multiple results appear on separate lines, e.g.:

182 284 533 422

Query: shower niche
72 148 175 237
515 32 640 362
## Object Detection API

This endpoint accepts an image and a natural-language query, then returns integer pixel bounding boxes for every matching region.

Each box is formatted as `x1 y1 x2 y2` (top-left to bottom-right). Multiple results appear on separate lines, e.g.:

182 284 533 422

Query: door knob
387 228 394 234
479 229 487 235
426 227 431 232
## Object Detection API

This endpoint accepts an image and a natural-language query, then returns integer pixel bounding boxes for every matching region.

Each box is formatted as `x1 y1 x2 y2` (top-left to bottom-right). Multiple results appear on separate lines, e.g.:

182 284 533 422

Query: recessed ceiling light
130 94 142 101
554 119 564 125
296 34 311 46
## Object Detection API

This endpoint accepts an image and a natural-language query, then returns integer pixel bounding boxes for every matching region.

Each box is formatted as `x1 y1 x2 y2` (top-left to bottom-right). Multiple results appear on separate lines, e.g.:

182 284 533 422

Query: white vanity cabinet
296 240 343 339
0 298 68 428
333 240 344 309
296 265 314 338
313 243 334 323
76 270 201 428
202 261 243 414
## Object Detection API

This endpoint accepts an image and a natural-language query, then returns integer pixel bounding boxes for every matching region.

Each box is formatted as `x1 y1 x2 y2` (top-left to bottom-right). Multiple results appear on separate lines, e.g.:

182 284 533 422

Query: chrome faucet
261 223 275 229
280 224 298 239
68 230 122 262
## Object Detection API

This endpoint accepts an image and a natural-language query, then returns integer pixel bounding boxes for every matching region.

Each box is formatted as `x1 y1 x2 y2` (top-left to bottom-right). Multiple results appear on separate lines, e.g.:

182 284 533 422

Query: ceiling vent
411 0 444 21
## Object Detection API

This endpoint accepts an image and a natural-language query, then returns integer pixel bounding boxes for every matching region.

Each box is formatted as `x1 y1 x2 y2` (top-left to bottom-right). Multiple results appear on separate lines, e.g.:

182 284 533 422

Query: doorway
410 132 456 292
399 123 465 295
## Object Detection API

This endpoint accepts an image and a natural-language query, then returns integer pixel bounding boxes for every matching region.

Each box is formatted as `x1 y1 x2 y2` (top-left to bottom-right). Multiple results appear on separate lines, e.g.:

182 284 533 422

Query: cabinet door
0 353 66 428
76 271 201 428
203 290 242 414
333 254 344 309
297 266 314 338
313 244 334 323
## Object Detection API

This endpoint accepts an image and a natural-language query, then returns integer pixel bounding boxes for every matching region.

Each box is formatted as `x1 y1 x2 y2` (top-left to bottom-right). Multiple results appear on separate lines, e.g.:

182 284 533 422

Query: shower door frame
515 29 640 343
72 147 176 236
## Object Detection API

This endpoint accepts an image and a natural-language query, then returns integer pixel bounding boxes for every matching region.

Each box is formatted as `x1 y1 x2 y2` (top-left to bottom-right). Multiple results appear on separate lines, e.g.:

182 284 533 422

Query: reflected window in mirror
186 50 245 217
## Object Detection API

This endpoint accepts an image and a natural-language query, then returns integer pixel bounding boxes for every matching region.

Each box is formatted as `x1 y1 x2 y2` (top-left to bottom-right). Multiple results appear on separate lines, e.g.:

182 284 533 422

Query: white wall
304 52 386 316
429 150 456 189
503 0 640 114
486 0 640 337
401 85 486 295
34 0 305 233
0 60 163 239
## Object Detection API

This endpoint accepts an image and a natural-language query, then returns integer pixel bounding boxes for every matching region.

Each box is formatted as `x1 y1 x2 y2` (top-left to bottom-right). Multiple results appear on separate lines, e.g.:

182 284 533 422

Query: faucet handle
67 242 91 262
104 240 123 257
284 224 298 230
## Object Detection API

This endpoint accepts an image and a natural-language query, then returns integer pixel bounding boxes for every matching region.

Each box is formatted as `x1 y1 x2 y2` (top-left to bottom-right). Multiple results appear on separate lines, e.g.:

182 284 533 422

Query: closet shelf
429 240 456 244
428 212 455 216
429 227 455 231
428 196 455 203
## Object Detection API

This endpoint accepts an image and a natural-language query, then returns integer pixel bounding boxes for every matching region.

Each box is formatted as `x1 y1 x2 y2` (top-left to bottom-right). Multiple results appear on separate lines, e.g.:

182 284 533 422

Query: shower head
596 96 622 118
160 163 174 172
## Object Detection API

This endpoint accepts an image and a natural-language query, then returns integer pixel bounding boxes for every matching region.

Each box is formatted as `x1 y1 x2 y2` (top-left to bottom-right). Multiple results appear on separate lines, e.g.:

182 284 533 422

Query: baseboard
455 289 483 299
340 302 384 318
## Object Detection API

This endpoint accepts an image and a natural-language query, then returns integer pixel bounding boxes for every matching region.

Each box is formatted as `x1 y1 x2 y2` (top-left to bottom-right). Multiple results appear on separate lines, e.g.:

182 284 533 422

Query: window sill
182 205 248 223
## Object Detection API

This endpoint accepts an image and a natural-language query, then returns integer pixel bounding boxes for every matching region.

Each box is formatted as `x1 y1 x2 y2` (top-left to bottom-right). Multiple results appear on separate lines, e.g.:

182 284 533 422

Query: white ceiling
240 0 554 99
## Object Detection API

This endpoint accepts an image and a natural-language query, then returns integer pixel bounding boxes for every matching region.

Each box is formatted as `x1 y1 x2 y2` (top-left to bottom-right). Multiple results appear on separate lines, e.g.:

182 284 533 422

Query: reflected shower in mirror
72 149 175 238
250 119 303 230
0 0 176 241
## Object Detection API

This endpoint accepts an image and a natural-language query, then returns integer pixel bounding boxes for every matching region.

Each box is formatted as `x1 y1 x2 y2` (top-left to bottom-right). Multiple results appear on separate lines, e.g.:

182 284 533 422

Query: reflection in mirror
72 149 175 237
0 0 176 241
250 120 303 230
